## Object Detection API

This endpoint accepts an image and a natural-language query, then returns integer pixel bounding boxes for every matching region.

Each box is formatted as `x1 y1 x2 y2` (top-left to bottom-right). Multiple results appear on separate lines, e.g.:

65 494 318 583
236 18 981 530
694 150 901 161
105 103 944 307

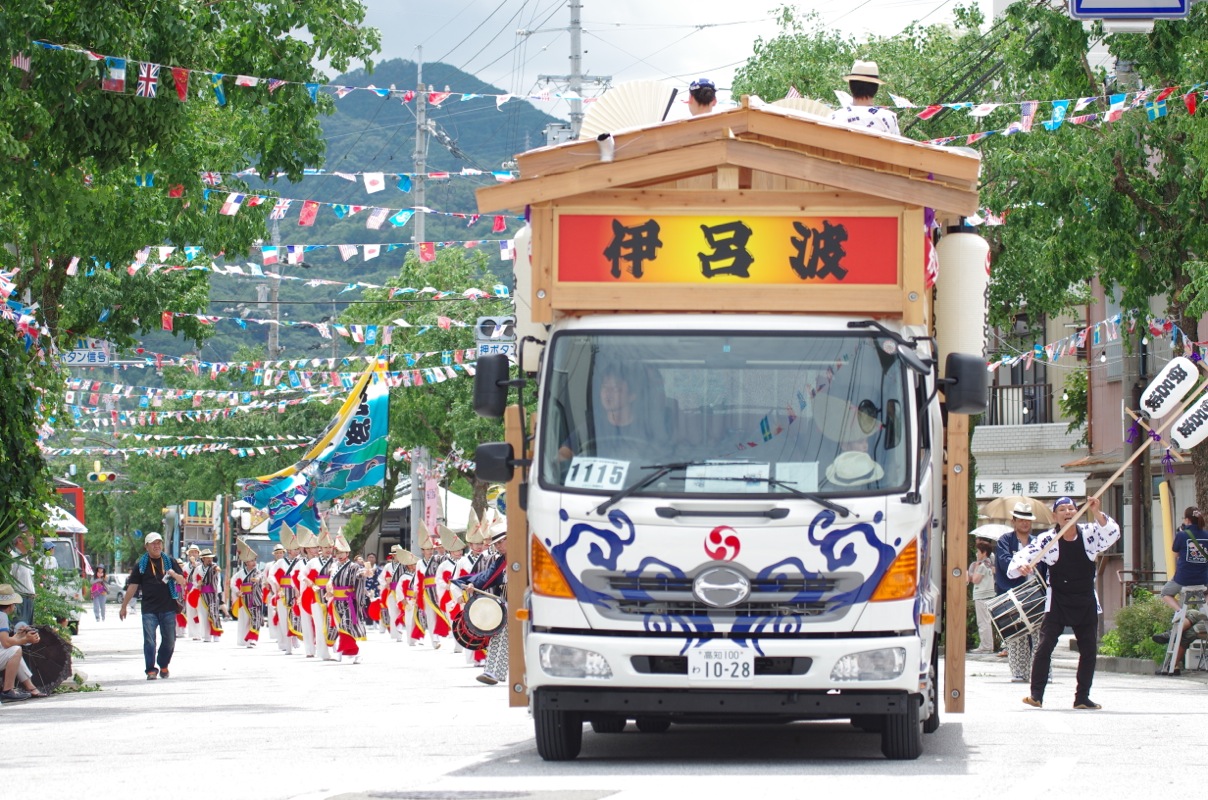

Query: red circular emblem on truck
704 526 741 561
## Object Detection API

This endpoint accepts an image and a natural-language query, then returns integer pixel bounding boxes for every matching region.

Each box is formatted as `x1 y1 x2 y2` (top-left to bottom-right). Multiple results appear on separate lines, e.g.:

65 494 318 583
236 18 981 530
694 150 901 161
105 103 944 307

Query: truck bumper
534 685 914 720
526 629 928 718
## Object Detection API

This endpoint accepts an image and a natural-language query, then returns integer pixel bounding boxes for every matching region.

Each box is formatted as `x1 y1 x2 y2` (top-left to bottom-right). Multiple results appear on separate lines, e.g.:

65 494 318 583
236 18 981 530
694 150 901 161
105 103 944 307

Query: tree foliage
0 1 379 535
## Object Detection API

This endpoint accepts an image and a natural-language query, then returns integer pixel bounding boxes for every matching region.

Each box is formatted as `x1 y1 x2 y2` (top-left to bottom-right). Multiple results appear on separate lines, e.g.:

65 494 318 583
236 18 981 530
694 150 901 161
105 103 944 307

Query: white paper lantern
933 231 991 369
1170 390 1208 450
1139 356 1199 419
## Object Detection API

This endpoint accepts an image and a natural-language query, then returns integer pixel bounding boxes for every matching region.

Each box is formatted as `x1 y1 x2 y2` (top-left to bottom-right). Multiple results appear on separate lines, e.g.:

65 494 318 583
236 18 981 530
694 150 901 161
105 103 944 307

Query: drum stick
1025 361 1208 569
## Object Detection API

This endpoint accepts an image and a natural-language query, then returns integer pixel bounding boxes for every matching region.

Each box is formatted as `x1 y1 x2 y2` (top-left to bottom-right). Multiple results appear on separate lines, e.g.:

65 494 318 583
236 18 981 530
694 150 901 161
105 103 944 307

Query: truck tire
923 655 940 735
535 706 583 761
880 697 922 760
590 717 627 734
634 716 670 733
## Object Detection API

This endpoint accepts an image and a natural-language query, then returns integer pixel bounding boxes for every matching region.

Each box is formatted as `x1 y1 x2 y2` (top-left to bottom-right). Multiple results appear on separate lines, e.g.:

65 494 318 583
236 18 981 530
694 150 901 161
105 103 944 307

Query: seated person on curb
0 582 49 701
1153 608 1208 674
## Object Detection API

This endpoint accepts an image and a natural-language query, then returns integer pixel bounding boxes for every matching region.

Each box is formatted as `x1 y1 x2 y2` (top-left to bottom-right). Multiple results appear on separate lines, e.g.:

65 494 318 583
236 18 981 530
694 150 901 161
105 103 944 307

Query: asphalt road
6 607 1206 799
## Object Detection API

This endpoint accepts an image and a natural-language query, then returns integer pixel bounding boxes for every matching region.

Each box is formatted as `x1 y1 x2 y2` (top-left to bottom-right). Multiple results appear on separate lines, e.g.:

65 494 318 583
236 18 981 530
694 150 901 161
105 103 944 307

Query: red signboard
557 214 899 286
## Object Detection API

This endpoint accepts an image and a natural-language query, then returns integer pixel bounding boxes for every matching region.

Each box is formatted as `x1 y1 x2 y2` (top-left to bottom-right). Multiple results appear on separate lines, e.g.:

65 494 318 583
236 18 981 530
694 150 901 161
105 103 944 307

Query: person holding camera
968 539 997 653
120 532 187 680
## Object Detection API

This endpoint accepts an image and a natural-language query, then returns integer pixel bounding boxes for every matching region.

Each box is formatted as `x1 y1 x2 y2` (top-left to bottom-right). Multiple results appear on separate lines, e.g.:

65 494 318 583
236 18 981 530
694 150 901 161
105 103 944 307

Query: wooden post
504 404 530 707
944 413 970 713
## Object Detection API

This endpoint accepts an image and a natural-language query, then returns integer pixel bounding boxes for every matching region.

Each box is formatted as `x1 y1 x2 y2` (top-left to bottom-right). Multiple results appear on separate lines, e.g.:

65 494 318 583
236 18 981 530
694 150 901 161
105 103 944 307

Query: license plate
687 647 755 683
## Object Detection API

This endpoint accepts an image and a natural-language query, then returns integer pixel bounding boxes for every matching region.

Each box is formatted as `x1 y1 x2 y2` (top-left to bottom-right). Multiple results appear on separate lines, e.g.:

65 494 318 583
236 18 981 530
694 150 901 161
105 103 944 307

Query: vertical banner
424 476 439 536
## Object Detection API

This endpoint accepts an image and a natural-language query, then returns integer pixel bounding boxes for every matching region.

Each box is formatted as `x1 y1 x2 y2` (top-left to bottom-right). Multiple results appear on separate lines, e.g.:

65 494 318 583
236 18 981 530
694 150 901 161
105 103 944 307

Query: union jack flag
201 171 222 185
269 199 292 220
135 63 160 98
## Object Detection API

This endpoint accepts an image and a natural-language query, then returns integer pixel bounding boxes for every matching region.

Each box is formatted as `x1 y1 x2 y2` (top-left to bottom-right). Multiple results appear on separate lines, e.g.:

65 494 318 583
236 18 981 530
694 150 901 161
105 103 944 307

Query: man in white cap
827 58 900 135
120 532 188 680
995 501 1046 682
379 546 401 640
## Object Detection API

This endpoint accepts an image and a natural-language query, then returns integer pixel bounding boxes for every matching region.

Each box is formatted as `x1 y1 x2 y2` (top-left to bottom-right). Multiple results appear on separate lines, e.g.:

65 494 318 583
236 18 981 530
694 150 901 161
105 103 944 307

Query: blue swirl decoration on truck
549 507 902 654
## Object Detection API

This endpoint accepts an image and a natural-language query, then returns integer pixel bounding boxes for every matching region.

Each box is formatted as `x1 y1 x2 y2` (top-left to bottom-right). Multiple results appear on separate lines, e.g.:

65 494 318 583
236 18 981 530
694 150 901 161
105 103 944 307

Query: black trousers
1030 610 1098 704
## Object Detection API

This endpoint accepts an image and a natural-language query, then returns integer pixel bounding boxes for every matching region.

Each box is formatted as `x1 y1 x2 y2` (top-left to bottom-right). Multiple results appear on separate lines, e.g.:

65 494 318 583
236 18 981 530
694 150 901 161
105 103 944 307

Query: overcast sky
352 1 997 102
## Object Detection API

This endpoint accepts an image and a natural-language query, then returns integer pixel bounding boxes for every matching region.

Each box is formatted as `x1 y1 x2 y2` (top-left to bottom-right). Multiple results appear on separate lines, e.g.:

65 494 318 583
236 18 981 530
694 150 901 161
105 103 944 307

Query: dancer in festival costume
263 542 285 644
271 526 303 653
439 524 468 653
466 524 509 685
184 544 205 640
178 544 200 636
458 516 491 666
415 521 451 648
197 549 224 642
394 549 420 645
307 525 337 660
265 535 292 652
379 546 401 641
230 538 264 648
293 526 321 657
327 532 369 663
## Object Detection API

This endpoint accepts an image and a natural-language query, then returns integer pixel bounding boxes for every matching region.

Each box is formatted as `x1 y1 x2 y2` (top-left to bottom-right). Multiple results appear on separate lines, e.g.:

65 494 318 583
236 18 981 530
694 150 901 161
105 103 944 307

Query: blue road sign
1070 0 1189 18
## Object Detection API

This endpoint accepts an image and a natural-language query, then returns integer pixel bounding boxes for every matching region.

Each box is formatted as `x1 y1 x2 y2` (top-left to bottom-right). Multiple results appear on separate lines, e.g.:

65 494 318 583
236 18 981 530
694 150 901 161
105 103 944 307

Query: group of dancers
172 511 509 683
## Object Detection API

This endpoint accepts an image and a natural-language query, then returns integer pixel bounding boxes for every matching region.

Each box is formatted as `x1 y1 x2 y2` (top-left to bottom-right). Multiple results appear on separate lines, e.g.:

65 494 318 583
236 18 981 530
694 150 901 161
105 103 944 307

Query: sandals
28 689 48 699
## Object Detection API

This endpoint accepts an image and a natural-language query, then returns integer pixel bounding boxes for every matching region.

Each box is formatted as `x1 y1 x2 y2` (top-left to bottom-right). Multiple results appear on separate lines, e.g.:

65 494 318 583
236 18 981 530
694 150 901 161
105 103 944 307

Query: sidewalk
964 633 1208 681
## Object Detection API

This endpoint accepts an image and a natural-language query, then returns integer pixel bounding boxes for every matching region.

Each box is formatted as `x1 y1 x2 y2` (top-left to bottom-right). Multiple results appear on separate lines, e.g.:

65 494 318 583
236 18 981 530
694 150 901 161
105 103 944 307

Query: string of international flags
18 40 593 107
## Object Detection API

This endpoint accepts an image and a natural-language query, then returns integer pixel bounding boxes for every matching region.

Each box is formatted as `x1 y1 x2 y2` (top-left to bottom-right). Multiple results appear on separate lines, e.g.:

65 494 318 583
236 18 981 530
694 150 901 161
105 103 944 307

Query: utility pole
413 49 427 247
267 217 281 358
534 0 611 139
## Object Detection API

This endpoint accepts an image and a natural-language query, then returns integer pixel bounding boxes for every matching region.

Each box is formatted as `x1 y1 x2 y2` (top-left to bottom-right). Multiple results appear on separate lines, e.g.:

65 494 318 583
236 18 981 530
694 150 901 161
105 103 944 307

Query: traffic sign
64 337 111 366
1069 0 1189 19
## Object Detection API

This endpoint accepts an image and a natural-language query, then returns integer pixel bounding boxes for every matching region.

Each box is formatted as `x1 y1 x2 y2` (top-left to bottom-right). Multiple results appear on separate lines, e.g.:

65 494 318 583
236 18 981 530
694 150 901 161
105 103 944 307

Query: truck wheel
635 716 670 733
923 657 940 735
880 697 922 760
535 706 583 761
590 717 627 734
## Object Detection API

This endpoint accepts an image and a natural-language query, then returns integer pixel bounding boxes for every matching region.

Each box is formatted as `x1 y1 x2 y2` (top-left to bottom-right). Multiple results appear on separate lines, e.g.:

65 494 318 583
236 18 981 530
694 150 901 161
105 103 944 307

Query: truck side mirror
943 352 989 415
473 355 512 418
475 442 516 483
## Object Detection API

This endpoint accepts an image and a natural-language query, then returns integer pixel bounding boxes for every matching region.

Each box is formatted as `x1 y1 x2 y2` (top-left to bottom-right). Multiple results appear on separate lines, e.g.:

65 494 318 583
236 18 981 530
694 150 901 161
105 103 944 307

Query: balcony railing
986 383 1053 426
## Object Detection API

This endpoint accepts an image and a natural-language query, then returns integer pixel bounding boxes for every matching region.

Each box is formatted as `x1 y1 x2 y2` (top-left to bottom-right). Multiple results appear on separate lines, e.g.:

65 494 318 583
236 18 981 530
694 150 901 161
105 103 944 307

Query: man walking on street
1011 496 1120 710
120 532 187 680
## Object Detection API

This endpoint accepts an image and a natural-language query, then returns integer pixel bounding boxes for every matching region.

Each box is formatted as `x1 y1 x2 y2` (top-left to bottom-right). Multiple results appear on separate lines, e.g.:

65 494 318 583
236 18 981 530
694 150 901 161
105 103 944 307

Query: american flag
135 63 159 98
201 171 222 185
268 78 286 93
10 52 30 72
1018 100 1038 132
785 85 801 99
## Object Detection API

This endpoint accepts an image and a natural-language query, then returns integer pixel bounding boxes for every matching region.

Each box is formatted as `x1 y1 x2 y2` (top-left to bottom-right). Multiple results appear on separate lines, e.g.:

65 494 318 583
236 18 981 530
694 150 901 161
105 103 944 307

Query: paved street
6 607 1207 799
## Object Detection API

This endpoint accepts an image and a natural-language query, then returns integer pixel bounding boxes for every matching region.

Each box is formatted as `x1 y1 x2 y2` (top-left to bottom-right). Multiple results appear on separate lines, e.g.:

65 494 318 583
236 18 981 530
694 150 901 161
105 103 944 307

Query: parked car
106 573 130 603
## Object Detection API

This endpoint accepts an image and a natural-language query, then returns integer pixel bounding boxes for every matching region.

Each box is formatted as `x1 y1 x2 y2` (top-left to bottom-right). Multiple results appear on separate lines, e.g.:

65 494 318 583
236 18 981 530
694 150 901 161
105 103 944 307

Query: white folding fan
578 80 680 140
770 96 834 118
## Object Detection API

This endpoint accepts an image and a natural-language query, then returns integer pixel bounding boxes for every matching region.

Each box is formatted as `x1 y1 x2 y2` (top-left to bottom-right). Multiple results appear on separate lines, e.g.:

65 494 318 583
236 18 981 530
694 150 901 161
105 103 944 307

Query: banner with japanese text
556 214 899 286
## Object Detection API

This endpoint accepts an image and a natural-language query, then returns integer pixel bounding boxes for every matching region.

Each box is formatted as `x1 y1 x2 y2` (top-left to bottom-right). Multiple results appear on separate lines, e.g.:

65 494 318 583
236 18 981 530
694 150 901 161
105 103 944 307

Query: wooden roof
477 97 981 216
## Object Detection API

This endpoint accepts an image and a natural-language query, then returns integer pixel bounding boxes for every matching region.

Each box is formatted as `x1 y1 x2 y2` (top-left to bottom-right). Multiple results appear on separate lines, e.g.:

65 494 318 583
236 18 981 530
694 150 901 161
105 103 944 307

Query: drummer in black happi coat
1009 496 1120 710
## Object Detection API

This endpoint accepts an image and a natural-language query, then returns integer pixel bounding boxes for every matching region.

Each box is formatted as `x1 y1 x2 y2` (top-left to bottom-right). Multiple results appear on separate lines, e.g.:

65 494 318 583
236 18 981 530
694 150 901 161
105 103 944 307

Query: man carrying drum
996 502 1045 681
1011 496 1120 710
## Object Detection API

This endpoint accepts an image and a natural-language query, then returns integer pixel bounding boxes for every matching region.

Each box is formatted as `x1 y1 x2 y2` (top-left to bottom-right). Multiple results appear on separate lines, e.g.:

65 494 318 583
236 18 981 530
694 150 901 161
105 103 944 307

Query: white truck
472 98 987 760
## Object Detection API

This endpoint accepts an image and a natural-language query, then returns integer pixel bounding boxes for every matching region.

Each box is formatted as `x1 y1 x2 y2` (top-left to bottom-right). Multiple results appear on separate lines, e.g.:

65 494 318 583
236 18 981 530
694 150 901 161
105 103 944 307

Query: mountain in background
135 59 562 364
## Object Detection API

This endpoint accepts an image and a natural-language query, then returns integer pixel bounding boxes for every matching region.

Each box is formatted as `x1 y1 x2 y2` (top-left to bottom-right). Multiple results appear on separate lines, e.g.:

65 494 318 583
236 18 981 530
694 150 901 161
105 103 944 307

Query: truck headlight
830 647 907 681
538 644 613 679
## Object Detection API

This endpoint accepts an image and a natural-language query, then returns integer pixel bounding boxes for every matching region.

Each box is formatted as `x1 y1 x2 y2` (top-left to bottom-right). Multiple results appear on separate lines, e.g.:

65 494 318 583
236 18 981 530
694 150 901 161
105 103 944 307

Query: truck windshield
540 331 910 497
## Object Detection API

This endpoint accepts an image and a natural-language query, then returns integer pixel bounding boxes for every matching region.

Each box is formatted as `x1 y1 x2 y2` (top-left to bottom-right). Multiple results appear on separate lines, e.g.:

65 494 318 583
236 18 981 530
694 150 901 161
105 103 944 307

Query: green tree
0 2 379 536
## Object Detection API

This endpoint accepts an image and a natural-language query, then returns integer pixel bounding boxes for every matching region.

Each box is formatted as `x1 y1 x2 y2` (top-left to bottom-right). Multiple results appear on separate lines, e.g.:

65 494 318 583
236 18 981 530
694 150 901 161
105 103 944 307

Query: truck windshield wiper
594 461 710 516
698 475 852 517
761 477 852 517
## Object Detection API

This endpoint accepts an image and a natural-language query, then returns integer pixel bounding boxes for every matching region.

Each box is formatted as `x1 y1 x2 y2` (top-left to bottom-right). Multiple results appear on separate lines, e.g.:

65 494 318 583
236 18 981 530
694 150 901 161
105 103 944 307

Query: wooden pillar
504 404 530 707
944 413 969 713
